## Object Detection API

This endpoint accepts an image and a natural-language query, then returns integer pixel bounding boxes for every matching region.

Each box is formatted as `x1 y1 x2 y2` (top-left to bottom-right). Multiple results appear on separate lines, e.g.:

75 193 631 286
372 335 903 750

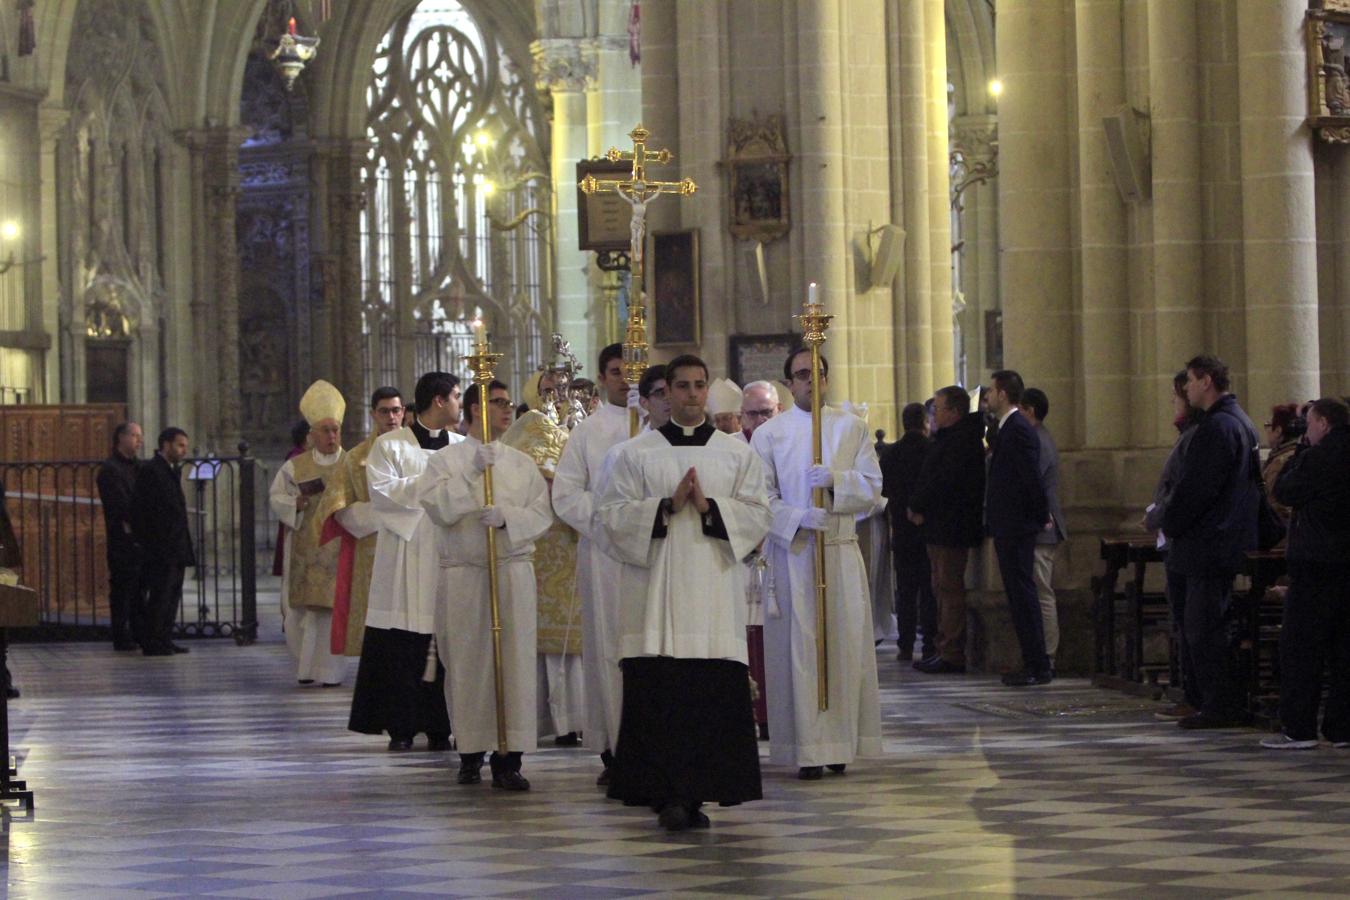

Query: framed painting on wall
651 229 700 347
728 332 798 388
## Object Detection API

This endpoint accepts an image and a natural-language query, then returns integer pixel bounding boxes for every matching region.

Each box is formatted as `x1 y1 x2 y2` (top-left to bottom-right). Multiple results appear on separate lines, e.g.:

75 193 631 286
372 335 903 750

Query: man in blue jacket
1160 355 1259 728
984 371 1052 687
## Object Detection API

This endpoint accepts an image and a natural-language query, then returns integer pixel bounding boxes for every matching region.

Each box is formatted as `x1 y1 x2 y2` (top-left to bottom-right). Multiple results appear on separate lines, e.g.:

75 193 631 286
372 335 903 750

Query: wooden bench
0 582 38 811
1093 537 1166 694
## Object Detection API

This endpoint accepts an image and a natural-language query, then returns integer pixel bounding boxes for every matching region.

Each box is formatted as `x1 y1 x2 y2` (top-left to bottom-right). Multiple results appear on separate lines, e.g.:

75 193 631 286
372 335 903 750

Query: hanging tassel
17 0 36 57
627 1 640 67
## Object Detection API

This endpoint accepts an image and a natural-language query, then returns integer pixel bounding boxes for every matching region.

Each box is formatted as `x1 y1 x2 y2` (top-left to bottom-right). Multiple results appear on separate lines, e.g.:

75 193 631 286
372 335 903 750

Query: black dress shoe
688 806 711 828
113 638 139 652
492 770 530 791
658 803 690 831
1001 670 1053 687
457 762 483 785
297 679 315 685
798 766 824 780
169 643 190 654
553 731 580 746
920 659 966 675
827 764 847 774
913 655 939 672
5 685 18 699
320 682 341 688
143 645 174 657
426 735 452 752
897 647 914 662
387 737 414 752
596 767 611 786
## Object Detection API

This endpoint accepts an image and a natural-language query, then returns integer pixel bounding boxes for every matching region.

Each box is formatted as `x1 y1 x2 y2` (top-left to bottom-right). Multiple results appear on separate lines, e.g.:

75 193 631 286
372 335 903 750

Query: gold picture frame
651 229 700 347
725 112 791 243
1307 7 1350 144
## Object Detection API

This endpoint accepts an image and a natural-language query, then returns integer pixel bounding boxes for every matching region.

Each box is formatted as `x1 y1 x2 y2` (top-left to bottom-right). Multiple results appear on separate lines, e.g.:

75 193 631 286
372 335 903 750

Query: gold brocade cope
502 409 581 655
287 449 345 611
312 433 378 655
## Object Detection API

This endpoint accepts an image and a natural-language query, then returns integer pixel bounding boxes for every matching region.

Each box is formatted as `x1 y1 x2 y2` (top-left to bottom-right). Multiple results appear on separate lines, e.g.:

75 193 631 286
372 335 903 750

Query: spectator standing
908 386 986 674
879 402 936 662
97 422 144 651
1262 403 1304 525
1018 389 1066 673
1160 354 1260 729
1262 398 1350 749
131 427 195 657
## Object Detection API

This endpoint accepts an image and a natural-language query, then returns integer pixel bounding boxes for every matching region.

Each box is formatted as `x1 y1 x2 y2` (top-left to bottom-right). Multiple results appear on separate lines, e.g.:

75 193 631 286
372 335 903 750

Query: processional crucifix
580 124 697 435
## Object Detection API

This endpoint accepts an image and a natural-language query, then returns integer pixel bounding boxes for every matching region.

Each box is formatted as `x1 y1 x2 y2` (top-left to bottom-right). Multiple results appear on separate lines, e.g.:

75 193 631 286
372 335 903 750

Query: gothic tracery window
362 0 553 395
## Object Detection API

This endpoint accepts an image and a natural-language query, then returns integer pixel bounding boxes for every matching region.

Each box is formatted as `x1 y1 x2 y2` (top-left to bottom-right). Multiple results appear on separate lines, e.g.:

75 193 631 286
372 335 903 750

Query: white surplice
270 449 347 686
550 400 631 754
751 405 884 768
595 423 772 663
421 438 553 754
364 427 461 637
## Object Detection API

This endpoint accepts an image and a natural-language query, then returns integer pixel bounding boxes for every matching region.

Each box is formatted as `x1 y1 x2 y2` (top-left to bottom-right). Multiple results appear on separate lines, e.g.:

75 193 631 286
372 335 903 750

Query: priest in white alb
596 355 772 832
421 379 553 791
751 348 883 779
347 372 460 751
269 379 348 687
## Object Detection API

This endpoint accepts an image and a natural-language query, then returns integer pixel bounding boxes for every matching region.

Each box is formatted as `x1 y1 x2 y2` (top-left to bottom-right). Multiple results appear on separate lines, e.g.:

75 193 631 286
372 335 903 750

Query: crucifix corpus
579 124 697 435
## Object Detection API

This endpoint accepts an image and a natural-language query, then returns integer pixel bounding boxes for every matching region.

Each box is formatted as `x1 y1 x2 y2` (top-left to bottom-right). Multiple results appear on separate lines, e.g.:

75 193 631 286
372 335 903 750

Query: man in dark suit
97 422 144 651
984 370 1052 686
131 427 195 657
879 403 936 662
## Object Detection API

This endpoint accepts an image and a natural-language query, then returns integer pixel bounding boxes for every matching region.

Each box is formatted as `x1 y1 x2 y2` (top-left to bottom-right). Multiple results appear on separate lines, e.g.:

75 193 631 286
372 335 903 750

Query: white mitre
773 380 793 412
707 378 744 416
299 379 346 427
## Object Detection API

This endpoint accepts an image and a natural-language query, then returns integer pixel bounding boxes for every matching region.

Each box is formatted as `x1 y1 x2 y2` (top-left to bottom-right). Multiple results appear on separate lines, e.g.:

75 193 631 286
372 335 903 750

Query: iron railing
0 446 258 644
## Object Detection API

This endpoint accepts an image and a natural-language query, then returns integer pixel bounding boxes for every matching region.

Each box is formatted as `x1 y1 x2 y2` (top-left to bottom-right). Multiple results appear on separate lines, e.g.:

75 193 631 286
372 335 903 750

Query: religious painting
725 112 791 242
651 229 700 347
1307 7 1350 144
576 158 633 252
729 333 798 388
985 309 1004 370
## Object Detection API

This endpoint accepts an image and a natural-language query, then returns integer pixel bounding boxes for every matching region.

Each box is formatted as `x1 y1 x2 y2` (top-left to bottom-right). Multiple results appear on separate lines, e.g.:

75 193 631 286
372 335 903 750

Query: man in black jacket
879 403 936 662
131 427 196 656
1262 398 1350 749
1161 355 1259 728
907 386 986 674
96 423 144 651
984 371 1052 686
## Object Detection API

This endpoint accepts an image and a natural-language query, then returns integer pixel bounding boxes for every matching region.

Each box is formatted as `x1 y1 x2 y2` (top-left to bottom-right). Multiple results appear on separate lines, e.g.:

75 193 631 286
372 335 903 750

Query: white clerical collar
999 407 1016 429
673 418 705 436
423 425 444 438
312 448 341 465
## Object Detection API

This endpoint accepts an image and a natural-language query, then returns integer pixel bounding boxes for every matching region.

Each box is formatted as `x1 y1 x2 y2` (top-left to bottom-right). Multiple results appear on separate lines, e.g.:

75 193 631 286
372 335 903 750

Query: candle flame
287 16 297 35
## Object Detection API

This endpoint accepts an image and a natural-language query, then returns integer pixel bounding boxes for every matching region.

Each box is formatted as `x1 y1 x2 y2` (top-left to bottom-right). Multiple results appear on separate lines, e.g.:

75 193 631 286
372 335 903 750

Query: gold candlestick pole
579 124 697 436
796 290 833 712
467 335 509 753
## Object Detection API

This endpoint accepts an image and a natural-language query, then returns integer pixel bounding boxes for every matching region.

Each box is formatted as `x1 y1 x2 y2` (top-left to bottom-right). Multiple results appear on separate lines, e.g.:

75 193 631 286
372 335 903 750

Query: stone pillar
1149 0 1205 443
324 140 369 444
997 1 1076 442
1237 2 1320 412
532 39 597 368
924 0 954 386
1075 0 1131 448
37 104 70 404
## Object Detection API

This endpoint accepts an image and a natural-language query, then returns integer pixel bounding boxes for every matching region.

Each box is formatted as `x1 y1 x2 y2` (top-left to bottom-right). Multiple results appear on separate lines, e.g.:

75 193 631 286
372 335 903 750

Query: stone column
924 0 954 386
37 104 70 404
1075 0 1131 448
324 140 370 443
997 1 1076 442
1149 0 1205 444
1237 2 1320 412
532 39 597 368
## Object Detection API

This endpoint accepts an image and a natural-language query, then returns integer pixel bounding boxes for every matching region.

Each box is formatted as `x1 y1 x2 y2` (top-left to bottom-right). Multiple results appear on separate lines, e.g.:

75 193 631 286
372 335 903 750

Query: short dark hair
370 386 402 410
598 343 624 376
990 370 1025 405
784 347 829 381
112 422 137 447
638 364 667 398
901 402 927 433
1022 387 1049 422
414 372 460 413
1185 354 1230 393
158 427 188 448
666 355 709 384
1173 369 1189 398
934 385 970 416
289 419 310 448
462 379 508 425
1309 397 1350 429
1269 403 1301 434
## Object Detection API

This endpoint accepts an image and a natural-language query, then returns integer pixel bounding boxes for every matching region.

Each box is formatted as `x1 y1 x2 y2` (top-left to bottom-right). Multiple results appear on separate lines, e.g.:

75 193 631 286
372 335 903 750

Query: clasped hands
670 466 710 515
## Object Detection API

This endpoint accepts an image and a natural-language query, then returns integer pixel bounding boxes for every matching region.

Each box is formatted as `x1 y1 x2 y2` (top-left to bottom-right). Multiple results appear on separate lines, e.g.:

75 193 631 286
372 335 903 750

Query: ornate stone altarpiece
1307 4 1350 144
724 112 790 243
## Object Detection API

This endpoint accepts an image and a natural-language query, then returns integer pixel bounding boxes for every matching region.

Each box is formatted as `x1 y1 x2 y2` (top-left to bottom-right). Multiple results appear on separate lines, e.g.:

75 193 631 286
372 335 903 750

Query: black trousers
139 560 185 649
1278 562 1350 742
349 627 451 741
892 539 936 655
994 534 1049 674
1166 568 1202 710
106 543 143 644
1181 571 1243 719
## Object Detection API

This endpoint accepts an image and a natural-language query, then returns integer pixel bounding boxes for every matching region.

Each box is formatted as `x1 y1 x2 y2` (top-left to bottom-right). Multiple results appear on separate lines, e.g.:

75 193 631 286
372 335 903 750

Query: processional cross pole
579 124 697 436
795 284 833 712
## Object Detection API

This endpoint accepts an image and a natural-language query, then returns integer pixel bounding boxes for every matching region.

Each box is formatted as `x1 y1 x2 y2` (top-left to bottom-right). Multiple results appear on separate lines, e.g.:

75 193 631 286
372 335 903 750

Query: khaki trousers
928 545 970 666
1033 544 1060 661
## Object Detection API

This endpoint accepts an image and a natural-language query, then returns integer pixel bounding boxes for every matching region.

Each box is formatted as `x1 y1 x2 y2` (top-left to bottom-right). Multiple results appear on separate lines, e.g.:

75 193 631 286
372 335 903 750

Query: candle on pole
795 284 833 711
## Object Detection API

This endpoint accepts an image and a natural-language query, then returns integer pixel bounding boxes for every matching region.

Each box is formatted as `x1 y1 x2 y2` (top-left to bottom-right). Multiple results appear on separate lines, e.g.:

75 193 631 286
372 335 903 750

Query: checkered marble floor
6 602 1350 898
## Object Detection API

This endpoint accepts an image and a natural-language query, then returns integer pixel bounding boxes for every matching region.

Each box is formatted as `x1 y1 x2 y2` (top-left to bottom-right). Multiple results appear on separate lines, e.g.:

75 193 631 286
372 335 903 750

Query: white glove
479 505 506 528
627 387 641 410
473 441 501 472
806 465 834 489
800 507 829 532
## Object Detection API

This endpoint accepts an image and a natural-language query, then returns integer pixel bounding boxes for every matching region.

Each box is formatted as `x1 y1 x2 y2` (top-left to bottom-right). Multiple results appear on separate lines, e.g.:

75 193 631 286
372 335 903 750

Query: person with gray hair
738 380 781 443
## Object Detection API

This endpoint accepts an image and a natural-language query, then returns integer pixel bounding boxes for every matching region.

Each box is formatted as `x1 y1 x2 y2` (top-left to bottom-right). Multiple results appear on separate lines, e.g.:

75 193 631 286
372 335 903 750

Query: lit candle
808 281 818 306
287 16 297 35
472 317 485 344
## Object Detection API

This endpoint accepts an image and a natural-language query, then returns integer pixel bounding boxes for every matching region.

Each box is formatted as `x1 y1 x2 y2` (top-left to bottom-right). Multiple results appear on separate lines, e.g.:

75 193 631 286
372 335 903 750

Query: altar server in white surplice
751 348 883 779
596 355 772 832
421 379 553 792
550 343 634 783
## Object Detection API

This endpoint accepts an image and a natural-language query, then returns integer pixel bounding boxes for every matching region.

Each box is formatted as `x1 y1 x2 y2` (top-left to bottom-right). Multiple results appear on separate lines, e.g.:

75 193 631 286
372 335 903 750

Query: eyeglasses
790 368 814 382
375 406 404 416
488 397 514 408
743 408 775 419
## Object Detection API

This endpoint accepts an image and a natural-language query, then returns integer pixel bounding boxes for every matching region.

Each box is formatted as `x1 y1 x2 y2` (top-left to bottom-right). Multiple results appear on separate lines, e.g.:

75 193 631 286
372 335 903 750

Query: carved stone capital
530 38 598 94
950 114 998 164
